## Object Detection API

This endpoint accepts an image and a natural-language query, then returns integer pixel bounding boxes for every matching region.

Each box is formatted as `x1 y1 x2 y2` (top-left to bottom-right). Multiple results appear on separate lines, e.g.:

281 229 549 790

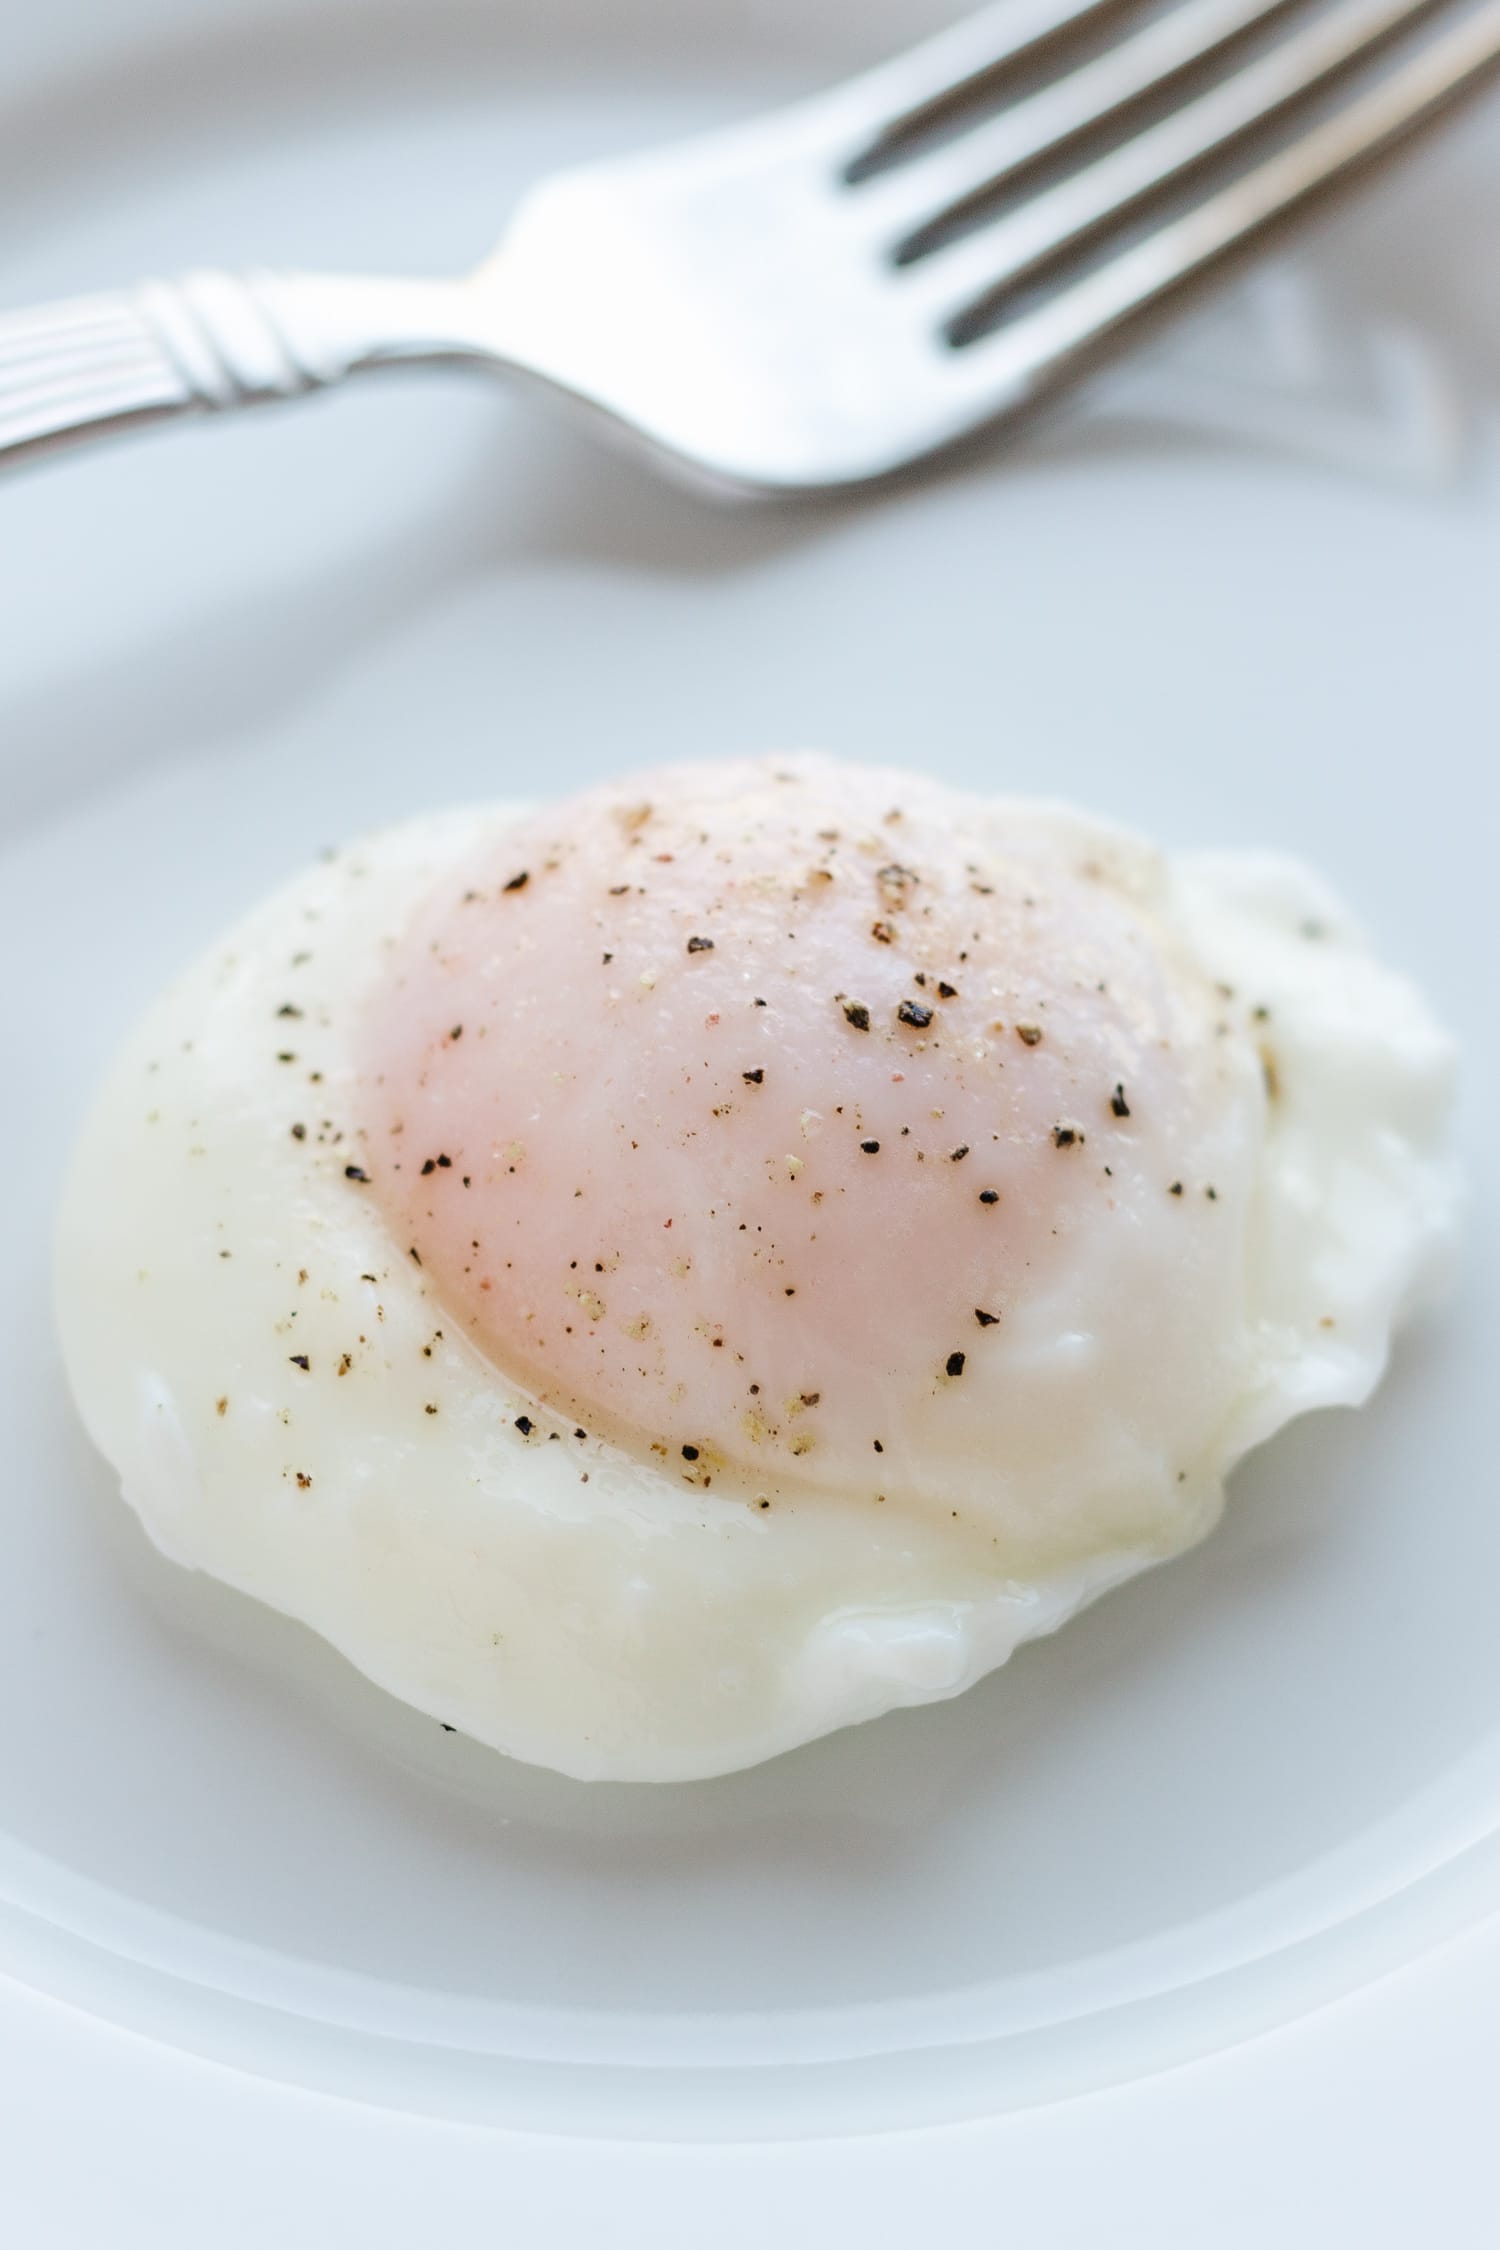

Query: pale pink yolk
358 757 1250 1517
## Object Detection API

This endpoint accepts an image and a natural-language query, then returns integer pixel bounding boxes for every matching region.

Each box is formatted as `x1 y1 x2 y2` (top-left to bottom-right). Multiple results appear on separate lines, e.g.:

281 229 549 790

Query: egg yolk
358 756 1254 1520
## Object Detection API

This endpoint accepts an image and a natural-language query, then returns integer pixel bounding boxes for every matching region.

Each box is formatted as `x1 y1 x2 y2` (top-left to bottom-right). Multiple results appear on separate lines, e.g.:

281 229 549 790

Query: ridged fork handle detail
0 269 486 469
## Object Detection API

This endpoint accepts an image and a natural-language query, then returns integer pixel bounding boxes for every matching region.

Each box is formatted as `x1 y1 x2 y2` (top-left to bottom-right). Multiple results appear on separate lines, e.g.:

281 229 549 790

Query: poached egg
55 755 1457 1779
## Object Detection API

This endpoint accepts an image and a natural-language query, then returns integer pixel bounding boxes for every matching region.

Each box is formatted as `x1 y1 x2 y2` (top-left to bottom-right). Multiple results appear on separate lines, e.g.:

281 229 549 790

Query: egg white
54 799 1457 1781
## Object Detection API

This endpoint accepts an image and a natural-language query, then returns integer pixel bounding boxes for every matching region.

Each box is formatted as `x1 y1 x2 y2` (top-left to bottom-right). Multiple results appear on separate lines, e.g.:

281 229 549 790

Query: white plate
3 0 1499 2219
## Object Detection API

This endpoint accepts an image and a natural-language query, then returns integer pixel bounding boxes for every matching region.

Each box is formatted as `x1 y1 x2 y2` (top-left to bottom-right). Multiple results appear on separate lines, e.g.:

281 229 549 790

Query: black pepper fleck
1111 1084 1130 1118
686 935 714 954
743 1068 764 1084
842 1001 871 1031
945 1351 966 1378
877 862 916 898
975 1308 1000 1327
979 1189 999 1205
503 870 530 892
897 998 933 1029
344 1165 371 1182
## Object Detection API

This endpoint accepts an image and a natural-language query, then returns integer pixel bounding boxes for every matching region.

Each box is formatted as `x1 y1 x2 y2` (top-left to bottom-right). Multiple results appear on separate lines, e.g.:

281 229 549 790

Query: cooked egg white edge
1169 850 1459 1459
54 806 1457 1782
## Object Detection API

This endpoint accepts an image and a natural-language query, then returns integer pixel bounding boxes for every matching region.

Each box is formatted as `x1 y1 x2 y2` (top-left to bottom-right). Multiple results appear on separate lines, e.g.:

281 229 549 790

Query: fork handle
0 268 487 470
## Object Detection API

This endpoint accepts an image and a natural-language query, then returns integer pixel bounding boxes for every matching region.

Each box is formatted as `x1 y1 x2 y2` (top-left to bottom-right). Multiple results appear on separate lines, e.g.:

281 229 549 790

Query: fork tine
850 0 1298 252
945 0 1500 411
902 0 1438 323
823 0 1135 165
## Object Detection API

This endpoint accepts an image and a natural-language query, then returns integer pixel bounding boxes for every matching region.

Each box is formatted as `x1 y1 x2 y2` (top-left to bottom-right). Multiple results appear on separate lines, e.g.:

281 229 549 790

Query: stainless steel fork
3 0 1498 492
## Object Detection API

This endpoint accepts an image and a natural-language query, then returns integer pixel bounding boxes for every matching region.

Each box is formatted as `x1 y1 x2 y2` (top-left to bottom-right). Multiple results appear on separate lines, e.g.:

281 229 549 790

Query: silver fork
3 0 1498 493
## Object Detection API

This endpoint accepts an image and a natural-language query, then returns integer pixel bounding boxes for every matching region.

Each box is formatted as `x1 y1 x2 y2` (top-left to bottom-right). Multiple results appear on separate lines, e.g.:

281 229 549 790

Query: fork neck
0 268 492 472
